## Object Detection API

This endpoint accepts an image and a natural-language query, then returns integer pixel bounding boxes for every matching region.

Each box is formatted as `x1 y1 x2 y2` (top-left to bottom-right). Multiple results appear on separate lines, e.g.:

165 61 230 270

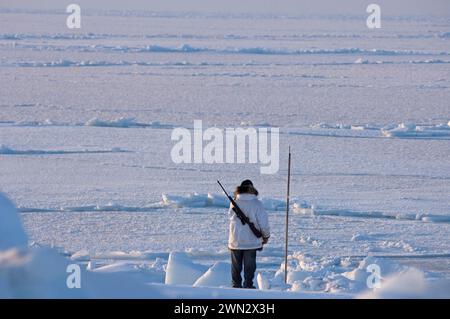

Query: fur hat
234 179 258 197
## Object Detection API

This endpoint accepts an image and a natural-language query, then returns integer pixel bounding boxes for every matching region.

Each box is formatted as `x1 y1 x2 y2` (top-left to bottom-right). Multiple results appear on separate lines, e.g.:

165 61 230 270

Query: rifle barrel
217 180 229 197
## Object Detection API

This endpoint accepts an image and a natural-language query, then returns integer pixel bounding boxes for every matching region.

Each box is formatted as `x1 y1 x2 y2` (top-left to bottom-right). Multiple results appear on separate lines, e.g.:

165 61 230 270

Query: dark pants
230 249 257 288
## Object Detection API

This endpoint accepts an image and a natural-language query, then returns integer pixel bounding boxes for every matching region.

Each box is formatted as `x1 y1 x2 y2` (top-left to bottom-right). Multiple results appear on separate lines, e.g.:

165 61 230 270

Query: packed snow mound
343 256 405 283
279 253 419 294
193 262 230 287
282 253 360 293
0 193 28 250
358 268 450 299
165 252 208 285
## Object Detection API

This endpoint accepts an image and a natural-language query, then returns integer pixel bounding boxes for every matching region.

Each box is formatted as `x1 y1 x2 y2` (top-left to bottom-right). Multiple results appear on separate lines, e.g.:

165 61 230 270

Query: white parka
228 193 270 250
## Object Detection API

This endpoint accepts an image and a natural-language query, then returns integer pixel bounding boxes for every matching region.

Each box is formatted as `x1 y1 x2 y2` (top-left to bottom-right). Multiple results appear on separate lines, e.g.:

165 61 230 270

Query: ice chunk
0 248 86 298
354 58 369 64
257 273 270 290
87 260 96 270
165 252 208 285
293 201 315 216
70 249 90 261
420 214 450 223
0 193 28 251
193 262 230 287
93 261 140 273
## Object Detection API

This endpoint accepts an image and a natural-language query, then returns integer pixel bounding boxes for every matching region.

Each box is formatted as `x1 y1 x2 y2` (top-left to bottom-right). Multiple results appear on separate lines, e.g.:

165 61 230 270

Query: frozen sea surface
0 9 450 295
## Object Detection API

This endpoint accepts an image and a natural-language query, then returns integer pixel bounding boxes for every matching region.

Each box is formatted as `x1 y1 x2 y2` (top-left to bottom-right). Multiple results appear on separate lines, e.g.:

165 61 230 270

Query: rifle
217 180 263 239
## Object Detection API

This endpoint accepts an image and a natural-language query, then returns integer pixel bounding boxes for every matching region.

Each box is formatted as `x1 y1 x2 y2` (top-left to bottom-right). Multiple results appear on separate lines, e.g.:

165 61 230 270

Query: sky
1 0 450 16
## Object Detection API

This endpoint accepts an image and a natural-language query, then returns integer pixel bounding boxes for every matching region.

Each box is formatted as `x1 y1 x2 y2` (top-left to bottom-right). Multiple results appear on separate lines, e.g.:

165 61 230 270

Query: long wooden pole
284 146 291 284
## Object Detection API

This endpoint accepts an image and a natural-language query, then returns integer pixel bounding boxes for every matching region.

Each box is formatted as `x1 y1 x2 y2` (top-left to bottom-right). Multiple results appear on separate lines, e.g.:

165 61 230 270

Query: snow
2 245 448 298
0 248 401 297
0 192 449 298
